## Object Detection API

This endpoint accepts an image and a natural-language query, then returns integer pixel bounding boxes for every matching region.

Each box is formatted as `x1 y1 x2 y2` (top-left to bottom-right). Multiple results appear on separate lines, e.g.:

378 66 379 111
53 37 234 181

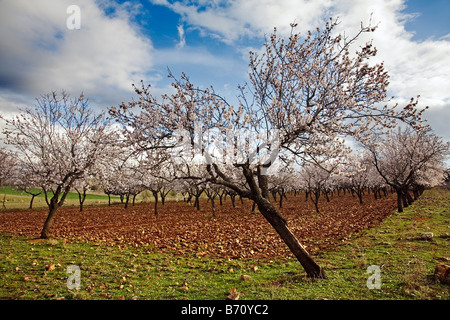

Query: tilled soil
0 192 397 259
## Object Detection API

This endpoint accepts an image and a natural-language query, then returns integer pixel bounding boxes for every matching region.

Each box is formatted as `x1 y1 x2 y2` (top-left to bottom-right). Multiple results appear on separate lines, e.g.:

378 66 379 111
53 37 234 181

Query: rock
419 232 433 240
434 264 450 284
439 233 450 239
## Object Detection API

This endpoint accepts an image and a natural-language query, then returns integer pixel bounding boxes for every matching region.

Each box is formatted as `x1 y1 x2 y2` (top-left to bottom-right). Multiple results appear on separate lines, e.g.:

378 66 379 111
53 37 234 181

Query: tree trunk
194 195 200 211
311 190 320 213
396 189 403 213
278 191 284 208
210 196 216 217
124 193 130 209
218 192 224 206
152 191 159 216
77 189 87 212
255 196 327 279
406 190 414 205
401 190 409 209
413 188 419 201
29 194 37 209
40 200 59 239
356 189 363 204
323 190 330 202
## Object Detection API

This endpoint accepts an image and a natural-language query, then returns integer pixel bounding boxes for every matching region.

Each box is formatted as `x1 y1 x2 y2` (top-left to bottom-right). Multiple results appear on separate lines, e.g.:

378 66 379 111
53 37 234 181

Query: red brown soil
0 192 397 259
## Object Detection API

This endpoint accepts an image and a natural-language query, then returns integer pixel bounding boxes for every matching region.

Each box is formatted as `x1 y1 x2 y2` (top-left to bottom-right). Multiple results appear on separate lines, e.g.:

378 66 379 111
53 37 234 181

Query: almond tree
1 91 114 238
298 161 339 213
141 160 173 216
268 167 295 208
0 149 15 209
113 160 145 209
365 127 449 212
10 165 44 209
111 19 425 278
0 149 14 189
344 153 372 204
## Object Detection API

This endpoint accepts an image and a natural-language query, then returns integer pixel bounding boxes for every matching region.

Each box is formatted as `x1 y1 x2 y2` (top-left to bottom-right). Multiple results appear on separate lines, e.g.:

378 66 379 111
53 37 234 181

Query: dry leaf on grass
227 287 240 300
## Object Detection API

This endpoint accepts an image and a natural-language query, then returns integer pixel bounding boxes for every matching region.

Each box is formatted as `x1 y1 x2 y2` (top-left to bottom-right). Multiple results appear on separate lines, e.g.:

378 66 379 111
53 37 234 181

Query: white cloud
330 0 450 109
2 0 449 147
0 0 154 110
176 24 186 48
154 0 450 142
153 0 334 42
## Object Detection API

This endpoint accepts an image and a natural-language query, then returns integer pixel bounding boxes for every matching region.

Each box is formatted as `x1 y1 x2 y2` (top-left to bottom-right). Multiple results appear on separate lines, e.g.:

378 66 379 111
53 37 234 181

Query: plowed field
0 192 397 259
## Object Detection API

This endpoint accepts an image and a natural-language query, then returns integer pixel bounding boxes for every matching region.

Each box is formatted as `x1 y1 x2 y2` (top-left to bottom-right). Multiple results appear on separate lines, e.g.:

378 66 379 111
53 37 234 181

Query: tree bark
242 165 326 278
310 190 320 213
124 193 130 209
77 189 87 212
255 196 327 279
396 189 403 213
210 196 216 217
194 195 200 211
40 199 59 239
356 188 363 204
151 190 159 216
29 194 37 209
40 183 71 238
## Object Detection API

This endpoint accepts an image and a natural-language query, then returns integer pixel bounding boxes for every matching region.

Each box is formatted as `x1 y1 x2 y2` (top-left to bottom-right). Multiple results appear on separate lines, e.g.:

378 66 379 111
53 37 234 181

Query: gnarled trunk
396 188 403 213
255 196 327 279
246 166 326 279
40 200 59 239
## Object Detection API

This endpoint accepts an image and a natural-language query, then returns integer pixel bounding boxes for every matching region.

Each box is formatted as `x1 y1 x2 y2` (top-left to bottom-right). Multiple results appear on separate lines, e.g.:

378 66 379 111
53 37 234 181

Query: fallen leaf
227 288 240 300
46 264 55 271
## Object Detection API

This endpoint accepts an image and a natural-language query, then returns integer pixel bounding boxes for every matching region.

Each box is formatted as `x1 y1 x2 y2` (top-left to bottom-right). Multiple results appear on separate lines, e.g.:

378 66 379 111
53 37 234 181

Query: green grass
0 186 122 210
0 188 449 300
0 186 180 210
0 186 109 199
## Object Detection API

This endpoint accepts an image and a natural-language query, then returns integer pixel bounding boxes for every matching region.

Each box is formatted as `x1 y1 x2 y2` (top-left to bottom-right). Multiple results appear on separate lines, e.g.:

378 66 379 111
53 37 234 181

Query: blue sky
0 0 449 154
402 0 450 41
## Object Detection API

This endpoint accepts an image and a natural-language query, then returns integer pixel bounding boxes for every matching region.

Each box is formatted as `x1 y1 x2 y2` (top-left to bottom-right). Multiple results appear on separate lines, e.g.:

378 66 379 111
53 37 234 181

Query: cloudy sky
0 0 449 151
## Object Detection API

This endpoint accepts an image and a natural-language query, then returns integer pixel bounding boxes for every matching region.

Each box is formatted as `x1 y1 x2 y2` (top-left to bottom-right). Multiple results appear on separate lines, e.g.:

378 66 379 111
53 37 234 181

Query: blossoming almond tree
1 91 115 238
111 18 426 278
0 149 14 190
365 126 449 212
